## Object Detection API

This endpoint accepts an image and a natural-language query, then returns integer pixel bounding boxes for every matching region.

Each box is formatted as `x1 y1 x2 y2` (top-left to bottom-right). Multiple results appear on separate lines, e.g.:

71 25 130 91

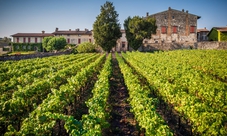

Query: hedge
13 43 43 52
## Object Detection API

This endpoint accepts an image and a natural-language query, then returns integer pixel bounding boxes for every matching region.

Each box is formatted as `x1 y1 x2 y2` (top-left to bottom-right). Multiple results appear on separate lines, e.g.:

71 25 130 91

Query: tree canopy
124 16 157 50
42 36 66 51
93 1 121 52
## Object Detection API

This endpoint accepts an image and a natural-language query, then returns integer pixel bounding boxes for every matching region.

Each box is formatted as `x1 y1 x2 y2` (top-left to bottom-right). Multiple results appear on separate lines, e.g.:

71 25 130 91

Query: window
71 39 75 44
23 37 26 43
78 38 81 44
172 26 178 33
89 39 91 43
35 37 37 43
67 38 70 43
164 16 167 19
28 37 30 43
190 26 196 33
17 37 19 43
172 16 174 19
122 42 125 48
161 26 167 34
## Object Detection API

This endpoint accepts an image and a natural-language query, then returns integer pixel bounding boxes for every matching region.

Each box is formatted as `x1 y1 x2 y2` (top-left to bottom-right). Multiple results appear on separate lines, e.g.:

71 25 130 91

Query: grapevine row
122 51 227 135
116 53 173 136
0 54 100 134
5 54 105 135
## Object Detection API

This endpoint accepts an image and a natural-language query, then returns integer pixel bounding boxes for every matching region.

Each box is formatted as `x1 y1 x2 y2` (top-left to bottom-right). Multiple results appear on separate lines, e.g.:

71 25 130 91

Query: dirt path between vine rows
103 53 142 136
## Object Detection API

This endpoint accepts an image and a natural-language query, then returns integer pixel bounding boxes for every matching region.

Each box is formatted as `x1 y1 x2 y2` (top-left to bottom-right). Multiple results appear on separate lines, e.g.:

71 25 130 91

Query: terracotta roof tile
11 33 54 37
52 30 92 35
197 28 209 32
215 27 227 32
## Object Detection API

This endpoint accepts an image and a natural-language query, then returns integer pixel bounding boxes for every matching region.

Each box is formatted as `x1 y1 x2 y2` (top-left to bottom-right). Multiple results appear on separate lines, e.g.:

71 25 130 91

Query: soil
103 53 142 136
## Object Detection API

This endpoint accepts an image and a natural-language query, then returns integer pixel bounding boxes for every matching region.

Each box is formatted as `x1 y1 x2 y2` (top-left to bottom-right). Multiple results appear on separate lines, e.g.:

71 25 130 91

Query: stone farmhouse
144 7 200 46
52 28 93 44
11 28 129 52
11 31 54 44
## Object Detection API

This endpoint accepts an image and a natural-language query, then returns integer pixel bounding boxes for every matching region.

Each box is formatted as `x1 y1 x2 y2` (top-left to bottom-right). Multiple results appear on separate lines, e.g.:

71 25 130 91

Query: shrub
76 42 97 53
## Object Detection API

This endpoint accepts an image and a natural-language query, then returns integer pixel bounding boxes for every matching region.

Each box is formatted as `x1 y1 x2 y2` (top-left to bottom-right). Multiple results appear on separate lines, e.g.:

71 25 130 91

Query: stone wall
140 41 227 51
196 41 227 49
0 51 71 61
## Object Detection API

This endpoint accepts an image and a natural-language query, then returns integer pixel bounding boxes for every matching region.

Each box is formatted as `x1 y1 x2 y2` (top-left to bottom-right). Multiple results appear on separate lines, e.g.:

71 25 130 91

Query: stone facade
52 28 94 44
145 7 200 45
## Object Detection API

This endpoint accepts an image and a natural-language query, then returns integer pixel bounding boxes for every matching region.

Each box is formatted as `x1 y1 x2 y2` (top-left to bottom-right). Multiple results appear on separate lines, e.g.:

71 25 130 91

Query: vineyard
0 50 227 136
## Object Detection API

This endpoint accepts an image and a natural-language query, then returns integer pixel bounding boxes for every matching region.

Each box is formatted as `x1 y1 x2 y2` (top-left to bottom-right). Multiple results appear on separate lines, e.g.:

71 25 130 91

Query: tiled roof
52 30 92 35
197 28 209 32
148 7 201 19
214 27 227 32
11 33 54 37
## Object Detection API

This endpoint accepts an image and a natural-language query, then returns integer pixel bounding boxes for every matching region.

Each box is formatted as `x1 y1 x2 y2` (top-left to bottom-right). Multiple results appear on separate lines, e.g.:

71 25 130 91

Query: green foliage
208 29 218 41
123 50 227 135
42 36 66 51
42 36 54 51
13 43 42 52
124 16 157 50
93 1 121 52
220 32 227 41
76 42 97 53
116 52 173 136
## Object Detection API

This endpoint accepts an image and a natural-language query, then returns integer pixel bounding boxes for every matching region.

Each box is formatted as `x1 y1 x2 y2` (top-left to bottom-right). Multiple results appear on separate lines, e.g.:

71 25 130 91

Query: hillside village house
197 27 209 42
144 7 200 46
207 26 227 41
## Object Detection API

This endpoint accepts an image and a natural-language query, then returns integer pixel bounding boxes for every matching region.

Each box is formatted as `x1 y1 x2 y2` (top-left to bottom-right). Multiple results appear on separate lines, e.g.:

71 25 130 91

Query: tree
42 36 66 51
93 1 121 52
124 16 157 50
76 42 97 53
54 36 67 50
42 36 54 51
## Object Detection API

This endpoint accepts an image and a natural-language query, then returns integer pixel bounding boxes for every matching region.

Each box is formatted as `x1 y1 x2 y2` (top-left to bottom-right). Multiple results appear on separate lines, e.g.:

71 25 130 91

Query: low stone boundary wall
0 51 71 61
139 41 227 51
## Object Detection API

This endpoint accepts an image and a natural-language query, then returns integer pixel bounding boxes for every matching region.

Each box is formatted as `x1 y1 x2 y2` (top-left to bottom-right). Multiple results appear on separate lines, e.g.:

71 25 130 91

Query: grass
7 51 37 55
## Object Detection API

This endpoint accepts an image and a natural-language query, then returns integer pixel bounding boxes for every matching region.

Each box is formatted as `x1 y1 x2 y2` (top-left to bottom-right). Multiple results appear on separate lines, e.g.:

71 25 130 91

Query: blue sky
0 0 226 38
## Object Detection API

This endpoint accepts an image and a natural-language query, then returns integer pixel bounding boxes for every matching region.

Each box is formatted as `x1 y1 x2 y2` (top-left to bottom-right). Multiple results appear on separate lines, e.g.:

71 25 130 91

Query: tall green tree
124 16 157 50
93 1 121 52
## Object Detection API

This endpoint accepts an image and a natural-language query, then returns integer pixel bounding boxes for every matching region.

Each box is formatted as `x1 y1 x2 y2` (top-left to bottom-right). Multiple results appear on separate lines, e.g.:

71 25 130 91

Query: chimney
146 12 149 17
169 7 171 10
42 31 45 34
76 28 79 31
186 10 188 13
204 27 206 29
69 29 71 31
85 28 88 31
182 9 184 12
55 27 58 32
